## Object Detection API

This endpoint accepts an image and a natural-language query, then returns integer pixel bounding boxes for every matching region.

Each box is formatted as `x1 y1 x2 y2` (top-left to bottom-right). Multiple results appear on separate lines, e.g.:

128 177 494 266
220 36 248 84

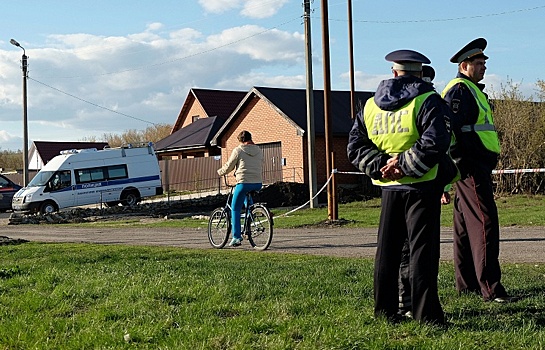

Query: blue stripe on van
73 175 161 191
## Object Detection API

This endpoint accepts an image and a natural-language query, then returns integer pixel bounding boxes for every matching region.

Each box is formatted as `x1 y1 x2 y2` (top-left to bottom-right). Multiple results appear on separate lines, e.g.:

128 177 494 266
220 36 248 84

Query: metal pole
11 39 29 186
320 0 338 220
303 0 318 208
347 0 356 120
22 53 29 186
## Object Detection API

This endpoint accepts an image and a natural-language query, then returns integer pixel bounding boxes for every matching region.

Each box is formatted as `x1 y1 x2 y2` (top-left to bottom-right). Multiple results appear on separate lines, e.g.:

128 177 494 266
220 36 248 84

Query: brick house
155 88 246 160
154 86 373 191
211 86 373 186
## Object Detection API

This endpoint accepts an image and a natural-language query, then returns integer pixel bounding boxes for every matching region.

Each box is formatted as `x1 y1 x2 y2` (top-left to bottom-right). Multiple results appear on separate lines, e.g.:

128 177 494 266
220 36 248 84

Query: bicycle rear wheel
208 207 230 248
247 205 273 251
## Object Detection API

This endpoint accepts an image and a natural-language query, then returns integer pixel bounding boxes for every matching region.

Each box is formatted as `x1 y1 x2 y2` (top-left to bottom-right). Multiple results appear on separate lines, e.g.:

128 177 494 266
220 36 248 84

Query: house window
192 115 200 122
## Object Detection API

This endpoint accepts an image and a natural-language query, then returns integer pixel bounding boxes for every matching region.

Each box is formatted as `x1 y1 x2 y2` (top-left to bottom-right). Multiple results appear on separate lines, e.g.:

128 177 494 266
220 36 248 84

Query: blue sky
1 0 544 151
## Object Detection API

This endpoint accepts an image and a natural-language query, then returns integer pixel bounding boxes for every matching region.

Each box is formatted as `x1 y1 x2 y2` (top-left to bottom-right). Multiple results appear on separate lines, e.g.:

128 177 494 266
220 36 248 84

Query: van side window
75 167 105 184
75 164 128 184
107 165 128 179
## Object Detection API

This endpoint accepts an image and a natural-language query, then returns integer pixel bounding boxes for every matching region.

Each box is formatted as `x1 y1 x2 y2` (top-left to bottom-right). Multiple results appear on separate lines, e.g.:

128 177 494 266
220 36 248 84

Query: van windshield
28 171 55 187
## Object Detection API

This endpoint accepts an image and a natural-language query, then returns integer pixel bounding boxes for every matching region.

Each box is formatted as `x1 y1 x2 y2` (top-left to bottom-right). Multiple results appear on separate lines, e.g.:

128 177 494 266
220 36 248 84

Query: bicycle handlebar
223 175 236 188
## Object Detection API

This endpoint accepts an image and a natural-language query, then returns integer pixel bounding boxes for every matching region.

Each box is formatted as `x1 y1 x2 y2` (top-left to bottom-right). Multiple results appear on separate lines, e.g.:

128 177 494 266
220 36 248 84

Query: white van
12 143 163 213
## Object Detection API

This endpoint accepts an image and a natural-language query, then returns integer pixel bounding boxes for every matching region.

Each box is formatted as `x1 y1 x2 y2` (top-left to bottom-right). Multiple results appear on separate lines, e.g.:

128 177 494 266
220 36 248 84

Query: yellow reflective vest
364 91 439 186
442 78 501 154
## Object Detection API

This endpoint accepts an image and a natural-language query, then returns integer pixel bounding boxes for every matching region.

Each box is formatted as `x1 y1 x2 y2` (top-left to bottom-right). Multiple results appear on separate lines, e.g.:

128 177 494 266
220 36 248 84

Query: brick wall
181 99 207 129
220 96 305 183
218 94 360 187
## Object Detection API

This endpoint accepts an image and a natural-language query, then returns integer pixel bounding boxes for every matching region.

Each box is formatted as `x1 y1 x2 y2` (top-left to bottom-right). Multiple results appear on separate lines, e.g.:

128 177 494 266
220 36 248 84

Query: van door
45 170 75 209
74 167 107 206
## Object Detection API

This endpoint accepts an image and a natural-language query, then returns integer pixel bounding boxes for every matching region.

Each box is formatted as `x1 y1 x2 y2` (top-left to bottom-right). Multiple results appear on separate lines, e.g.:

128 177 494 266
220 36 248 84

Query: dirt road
2 222 544 263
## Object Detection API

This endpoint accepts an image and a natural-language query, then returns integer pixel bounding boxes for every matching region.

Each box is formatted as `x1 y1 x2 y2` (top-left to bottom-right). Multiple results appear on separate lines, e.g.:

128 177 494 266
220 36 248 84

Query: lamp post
10 38 29 186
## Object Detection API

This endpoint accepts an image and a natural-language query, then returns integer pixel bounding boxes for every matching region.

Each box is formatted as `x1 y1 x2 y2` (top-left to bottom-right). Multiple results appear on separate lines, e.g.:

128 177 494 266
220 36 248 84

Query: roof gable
212 86 374 145
172 88 246 132
193 89 246 120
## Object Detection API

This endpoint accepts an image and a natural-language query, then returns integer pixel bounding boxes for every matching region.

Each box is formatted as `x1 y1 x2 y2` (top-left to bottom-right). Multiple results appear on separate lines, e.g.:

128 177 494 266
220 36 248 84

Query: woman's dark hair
237 130 252 143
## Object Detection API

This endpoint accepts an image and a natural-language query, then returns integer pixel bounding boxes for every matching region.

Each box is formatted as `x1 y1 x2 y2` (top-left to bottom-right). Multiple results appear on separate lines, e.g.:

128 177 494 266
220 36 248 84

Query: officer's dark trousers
398 239 411 312
453 170 507 301
374 188 444 324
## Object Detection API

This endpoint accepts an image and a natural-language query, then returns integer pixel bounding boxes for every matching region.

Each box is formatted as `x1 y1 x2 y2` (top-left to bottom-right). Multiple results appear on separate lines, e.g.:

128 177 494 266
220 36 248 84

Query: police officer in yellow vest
397 64 454 319
442 38 516 303
348 50 457 325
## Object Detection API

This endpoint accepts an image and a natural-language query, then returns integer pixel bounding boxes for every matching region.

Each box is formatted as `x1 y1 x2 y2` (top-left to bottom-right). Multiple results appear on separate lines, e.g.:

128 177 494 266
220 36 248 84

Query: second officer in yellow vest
442 38 516 303
347 50 457 325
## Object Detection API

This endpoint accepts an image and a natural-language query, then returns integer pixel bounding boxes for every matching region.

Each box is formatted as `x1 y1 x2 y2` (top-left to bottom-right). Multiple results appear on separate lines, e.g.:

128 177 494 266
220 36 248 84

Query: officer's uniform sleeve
347 111 390 180
397 94 452 178
442 83 479 137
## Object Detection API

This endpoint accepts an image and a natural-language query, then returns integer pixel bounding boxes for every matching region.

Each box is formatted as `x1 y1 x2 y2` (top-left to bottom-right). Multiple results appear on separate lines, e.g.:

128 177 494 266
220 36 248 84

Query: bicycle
207 177 273 250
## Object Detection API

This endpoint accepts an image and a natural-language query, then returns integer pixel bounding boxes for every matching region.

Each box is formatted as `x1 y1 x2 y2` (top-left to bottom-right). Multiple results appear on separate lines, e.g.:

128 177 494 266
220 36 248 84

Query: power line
26 16 303 123
326 5 545 24
28 77 155 125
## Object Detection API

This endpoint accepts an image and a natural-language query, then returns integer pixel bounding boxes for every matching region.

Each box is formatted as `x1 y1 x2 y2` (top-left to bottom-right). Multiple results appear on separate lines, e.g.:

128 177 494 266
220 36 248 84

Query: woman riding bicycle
217 130 263 247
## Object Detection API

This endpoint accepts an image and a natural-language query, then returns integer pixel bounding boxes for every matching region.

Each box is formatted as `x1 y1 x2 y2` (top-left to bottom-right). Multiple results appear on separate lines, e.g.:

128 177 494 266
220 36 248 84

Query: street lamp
10 38 29 187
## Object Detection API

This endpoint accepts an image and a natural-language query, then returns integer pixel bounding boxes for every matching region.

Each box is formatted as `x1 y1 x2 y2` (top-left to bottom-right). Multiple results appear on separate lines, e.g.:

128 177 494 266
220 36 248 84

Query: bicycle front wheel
208 207 230 248
247 205 273 251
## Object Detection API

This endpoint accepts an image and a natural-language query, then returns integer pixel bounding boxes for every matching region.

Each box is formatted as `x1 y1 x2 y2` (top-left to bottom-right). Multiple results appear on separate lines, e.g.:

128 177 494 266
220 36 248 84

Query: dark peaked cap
422 65 435 83
385 49 430 72
450 38 489 64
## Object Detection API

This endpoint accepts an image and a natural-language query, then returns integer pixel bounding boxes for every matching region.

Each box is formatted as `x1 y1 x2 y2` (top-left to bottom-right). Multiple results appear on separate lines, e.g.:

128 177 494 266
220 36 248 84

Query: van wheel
121 190 140 207
40 201 58 214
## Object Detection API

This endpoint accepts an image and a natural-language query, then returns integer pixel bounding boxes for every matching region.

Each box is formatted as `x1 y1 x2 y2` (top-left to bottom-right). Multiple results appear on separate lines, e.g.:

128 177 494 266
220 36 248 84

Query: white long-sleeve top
217 144 263 184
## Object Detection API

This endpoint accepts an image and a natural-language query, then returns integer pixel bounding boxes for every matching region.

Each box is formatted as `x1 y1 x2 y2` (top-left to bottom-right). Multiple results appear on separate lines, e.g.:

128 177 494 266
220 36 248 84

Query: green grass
273 194 545 228
1 243 545 349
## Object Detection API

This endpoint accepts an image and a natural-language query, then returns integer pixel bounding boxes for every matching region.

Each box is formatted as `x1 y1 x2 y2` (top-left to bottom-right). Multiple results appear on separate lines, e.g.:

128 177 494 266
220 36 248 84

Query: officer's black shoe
493 295 520 303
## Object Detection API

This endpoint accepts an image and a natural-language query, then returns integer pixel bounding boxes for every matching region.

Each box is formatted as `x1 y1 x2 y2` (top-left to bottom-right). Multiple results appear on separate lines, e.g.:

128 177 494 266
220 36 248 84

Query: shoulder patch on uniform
451 99 460 113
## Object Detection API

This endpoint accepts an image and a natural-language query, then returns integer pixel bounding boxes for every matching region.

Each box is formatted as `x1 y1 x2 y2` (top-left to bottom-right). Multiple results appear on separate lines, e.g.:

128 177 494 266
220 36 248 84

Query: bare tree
81 123 172 148
0 150 23 171
491 80 545 193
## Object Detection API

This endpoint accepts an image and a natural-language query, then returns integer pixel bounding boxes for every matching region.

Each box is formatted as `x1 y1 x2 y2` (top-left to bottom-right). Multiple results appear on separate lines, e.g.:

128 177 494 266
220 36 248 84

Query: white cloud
217 72 306 90
348 70 389 92
198 0 289 18
483 74 540 100
241 0 290 19
0 130 18 142
146 22 164 32
198 0 243 14
0 22 306 150
208 25 304 62
0 130 22 152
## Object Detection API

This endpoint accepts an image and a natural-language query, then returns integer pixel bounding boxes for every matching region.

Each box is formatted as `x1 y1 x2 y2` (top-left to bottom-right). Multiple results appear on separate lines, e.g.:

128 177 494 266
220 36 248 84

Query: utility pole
303 0 318 208
347 0 356 120
10 39 29 186
320 0 338 220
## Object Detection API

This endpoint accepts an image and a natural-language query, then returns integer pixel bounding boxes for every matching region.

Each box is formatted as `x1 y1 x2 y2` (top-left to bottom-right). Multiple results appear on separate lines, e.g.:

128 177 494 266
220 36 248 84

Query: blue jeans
231 182 262 239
